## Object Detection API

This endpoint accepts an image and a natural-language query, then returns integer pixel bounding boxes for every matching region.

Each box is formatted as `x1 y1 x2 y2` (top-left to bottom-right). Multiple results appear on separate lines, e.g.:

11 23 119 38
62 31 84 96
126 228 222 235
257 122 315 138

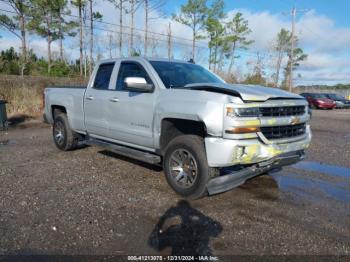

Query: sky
1 0 350 86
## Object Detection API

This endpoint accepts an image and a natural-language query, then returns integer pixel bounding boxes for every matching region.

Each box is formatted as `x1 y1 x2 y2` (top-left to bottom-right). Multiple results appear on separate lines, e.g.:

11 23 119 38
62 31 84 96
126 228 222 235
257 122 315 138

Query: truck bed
44 86 87 132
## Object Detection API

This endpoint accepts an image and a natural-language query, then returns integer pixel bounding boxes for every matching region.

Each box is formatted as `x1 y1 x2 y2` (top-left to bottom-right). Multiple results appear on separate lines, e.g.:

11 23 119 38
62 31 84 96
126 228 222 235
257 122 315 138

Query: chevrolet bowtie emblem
290 116 301 125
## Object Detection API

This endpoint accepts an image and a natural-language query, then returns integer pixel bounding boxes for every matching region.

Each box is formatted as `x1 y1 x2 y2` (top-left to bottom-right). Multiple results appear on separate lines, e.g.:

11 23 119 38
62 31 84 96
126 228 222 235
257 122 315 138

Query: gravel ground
0 109 349 256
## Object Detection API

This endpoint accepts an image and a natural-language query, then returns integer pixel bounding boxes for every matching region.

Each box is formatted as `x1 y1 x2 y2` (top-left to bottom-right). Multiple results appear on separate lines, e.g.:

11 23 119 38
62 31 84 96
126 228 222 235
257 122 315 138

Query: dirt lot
0 109 349 257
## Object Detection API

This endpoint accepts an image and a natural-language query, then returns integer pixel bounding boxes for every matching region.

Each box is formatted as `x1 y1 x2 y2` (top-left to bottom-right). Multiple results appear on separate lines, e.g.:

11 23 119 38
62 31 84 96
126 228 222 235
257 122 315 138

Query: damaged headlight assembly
226 107 261 118
225 107 261 134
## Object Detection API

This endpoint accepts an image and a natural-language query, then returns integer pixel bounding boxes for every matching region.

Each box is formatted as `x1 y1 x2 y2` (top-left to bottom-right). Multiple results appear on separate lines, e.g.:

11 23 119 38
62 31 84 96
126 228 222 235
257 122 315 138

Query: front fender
153 90 230 148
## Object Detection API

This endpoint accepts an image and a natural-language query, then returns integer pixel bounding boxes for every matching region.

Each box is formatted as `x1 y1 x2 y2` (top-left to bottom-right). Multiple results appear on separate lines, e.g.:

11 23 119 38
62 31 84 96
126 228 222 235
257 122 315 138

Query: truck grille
261 123 306 139
260 106 305 117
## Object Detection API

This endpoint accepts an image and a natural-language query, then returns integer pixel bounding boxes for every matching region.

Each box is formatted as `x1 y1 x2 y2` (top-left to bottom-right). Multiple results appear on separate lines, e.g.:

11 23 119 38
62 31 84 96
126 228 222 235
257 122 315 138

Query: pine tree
0 0 30 76
173 0 208 61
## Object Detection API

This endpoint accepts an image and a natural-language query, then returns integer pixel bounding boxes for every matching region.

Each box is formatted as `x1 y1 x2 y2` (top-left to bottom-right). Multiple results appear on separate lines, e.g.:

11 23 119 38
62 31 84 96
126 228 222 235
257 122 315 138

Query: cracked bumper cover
206 150 305 195
205 126 311 168
204 128 311 195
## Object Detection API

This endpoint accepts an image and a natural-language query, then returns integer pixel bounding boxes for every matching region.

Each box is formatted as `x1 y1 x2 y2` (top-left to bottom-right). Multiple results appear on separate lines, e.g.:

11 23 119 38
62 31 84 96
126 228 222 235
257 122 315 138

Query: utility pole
167 22 172 60
289 7 296 92
129 0 135 56
284 6 307 91
144 0 149 57
119 0 123 57
89 0 93 75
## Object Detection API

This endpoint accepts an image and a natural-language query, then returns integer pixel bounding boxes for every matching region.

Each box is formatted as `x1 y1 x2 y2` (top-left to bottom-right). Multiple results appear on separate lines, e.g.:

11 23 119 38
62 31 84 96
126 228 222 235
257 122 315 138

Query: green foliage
275 28 292 53
130 50 141 56
0 1 30 37
205 0 225 70
280 31 308 89
289 47 308 69
0 14 17 34
206 18 224 65
243 72 266 85
206 12 253 75
224 12 254 59
297 84 350 90
0 48 80 77
173 0 208 34
93 11 103 20
53 0 78 38
27 0 59 41
50 61 73 76
0 47 21 74
208 0 225 20
71 0 86 8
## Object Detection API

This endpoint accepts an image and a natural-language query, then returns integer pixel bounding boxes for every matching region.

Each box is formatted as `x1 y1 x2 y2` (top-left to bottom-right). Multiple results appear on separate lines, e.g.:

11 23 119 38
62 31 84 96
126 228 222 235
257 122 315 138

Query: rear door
106 61 156 148
84 62 116 138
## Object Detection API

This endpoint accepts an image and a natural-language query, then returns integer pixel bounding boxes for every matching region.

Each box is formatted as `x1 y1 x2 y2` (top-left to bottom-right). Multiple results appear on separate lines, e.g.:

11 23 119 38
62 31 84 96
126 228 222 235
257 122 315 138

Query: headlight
226 107 260 117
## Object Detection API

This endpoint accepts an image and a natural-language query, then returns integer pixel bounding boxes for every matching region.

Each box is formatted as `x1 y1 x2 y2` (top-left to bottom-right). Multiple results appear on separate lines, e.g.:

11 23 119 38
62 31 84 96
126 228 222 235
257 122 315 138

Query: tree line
0 0 307 88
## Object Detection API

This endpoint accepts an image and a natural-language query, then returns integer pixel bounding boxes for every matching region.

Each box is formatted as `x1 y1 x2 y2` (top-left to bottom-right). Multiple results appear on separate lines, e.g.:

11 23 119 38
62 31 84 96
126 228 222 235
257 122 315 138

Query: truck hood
183 83 303 102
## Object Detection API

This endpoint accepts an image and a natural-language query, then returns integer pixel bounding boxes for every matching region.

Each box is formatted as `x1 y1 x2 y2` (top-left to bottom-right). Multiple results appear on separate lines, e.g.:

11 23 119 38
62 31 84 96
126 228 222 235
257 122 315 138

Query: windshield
327 94 344 100
311 93 328 99
150 61 224 88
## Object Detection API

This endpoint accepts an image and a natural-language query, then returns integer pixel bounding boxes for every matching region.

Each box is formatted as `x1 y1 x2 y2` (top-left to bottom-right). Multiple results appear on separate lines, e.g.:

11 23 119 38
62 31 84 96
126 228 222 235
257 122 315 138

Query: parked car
44 58 311 199
300 93 336 109
324 93 350 108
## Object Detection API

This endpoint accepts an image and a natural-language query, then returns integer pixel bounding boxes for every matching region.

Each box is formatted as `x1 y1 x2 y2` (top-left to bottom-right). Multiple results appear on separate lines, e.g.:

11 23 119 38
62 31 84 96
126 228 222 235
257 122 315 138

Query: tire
52 113 79 151
163 135 218 199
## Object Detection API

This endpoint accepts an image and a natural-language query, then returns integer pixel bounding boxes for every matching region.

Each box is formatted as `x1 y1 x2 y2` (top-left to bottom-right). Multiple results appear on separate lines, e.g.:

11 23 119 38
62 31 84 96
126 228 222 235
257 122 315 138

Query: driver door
107 61 156 148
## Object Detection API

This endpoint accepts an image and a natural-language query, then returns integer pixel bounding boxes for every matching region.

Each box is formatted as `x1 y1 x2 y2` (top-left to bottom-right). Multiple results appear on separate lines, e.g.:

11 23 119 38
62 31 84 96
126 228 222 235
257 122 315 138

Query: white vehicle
44 58 312 199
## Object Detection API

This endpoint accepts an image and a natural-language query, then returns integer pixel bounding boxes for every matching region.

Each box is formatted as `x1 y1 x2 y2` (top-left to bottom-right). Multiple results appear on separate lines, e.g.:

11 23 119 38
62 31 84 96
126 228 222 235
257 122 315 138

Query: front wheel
53 113 79 151
163 135 218 199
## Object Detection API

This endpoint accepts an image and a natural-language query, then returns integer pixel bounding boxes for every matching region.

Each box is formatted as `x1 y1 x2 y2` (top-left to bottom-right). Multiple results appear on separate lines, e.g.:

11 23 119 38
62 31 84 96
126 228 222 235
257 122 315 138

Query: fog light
234 146 246 160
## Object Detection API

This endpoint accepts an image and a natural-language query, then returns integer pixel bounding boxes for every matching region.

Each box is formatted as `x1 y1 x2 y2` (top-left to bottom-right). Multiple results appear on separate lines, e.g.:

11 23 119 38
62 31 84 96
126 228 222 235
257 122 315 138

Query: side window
116 62 152 91
93 63 115 90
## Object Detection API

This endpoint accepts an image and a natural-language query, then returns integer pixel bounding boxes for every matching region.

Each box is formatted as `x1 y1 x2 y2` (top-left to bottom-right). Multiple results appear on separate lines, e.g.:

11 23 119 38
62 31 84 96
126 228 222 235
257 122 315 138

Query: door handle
85 95 94 100
109 97 119 102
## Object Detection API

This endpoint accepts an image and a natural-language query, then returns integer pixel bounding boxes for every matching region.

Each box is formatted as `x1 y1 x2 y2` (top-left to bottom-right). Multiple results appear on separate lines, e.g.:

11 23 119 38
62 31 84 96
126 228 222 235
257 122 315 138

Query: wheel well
52 105 67 119
160 118 207 154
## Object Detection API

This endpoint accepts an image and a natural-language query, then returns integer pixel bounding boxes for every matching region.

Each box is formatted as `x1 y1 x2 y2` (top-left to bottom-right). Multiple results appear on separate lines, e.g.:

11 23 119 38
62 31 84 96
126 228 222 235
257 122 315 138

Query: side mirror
124 77 153 92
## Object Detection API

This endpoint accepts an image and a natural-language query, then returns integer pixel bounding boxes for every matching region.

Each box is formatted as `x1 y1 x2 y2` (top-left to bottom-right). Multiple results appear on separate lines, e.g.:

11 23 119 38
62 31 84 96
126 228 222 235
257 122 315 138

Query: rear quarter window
93 63 115 90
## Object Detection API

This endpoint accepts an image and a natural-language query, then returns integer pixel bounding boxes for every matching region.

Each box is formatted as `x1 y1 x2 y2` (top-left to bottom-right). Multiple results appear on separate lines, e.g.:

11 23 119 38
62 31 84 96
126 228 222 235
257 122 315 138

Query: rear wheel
53 113 79 151
163 135 218 199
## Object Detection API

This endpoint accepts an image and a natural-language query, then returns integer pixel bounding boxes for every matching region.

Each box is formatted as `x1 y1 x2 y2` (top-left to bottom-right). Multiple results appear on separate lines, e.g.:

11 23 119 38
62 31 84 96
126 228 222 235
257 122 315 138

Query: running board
85 138 161 165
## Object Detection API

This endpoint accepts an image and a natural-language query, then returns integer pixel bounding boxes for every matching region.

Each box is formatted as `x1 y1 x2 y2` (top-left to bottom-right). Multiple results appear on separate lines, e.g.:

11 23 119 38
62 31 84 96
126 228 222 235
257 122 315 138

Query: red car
300 93 336 109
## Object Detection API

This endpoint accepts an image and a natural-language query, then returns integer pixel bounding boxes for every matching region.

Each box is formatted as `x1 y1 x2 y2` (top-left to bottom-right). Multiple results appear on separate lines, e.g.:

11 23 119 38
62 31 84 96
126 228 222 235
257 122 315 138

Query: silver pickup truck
44 57 311 199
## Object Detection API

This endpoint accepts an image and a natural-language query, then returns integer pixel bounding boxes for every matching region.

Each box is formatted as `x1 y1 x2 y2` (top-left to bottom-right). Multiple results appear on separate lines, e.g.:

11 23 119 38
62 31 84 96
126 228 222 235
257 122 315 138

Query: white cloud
226 9 289 51
1 1 350 84
297 10 350 53
224 8 350 84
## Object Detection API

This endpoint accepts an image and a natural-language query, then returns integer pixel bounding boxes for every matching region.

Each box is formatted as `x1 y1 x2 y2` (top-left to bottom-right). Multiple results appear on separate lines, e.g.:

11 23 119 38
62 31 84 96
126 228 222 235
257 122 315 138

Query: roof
97 57 191 64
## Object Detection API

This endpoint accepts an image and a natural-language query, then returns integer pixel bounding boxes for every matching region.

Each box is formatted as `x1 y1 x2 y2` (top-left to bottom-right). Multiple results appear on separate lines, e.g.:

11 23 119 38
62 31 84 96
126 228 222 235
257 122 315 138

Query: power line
0 7 205 49
280 0 347 47
0 0 207 46
0 6 281 59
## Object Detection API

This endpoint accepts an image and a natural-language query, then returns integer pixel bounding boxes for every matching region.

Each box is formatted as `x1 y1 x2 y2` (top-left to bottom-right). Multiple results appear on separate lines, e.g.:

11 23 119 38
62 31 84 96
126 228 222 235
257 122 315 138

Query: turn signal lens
225 127 260 134
226 107 235 117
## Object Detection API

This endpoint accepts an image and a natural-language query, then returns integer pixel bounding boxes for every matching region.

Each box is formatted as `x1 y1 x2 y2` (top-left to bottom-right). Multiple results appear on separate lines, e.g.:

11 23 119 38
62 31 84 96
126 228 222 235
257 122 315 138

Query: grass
1 74 349 118
0 75 87 117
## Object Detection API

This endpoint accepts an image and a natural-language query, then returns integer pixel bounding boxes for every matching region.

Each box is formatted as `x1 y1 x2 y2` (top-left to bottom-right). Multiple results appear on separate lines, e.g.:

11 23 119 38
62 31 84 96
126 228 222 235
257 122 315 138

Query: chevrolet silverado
44 58 312 199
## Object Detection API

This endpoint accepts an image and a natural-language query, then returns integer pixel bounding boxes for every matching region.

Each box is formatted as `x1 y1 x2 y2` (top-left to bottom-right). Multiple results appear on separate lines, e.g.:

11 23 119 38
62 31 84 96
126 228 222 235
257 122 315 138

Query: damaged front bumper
204 126 311 195
206 150 305 195
205 125 311 167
